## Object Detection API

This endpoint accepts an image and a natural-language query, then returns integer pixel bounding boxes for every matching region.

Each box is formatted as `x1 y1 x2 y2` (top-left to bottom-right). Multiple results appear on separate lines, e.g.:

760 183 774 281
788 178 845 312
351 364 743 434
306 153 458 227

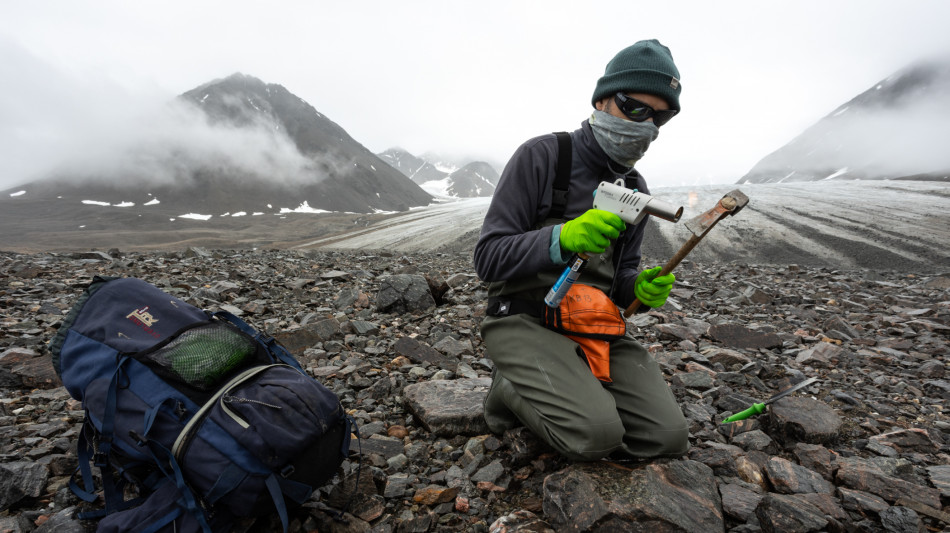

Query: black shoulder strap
550 131 572 220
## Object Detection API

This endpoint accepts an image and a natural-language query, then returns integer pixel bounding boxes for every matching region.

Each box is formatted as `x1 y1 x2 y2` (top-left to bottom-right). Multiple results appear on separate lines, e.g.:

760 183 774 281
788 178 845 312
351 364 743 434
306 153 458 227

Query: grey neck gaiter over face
589 109 659 171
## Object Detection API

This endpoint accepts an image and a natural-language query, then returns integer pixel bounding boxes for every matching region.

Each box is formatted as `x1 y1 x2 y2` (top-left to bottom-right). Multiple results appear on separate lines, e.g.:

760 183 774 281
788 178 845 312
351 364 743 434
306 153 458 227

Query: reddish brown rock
0 348 61 390
412 485 459 506
764 456 834 495
792 443 838 481
387 425 409 439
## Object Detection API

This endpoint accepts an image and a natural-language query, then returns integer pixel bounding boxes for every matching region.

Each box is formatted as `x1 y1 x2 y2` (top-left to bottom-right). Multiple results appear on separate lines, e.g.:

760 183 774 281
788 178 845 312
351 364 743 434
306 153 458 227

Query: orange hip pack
542 284 626 384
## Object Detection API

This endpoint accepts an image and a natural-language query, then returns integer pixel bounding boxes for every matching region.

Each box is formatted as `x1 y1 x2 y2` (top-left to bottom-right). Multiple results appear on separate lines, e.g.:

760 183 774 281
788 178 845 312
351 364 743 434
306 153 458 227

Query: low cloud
53 99 322 185
0 40 321 191
751 70 950 180
805 99 950 175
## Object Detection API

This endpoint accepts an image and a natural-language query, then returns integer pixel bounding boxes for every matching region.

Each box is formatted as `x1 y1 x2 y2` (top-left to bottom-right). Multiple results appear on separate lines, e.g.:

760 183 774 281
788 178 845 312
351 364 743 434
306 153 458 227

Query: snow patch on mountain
378 148 499 198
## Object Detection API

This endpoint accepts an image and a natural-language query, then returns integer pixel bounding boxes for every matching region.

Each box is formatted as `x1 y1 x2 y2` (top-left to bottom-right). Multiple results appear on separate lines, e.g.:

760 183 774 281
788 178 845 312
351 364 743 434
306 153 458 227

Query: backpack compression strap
549 131 573 220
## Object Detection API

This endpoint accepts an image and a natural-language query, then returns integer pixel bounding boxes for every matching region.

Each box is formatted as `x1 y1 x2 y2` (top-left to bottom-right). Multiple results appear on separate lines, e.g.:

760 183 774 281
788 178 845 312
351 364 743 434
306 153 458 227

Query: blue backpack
49 276 351 532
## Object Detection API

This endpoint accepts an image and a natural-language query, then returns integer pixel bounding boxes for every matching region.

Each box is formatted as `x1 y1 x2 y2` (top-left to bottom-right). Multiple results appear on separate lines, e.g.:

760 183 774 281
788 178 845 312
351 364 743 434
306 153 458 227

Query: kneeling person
473 39 689 461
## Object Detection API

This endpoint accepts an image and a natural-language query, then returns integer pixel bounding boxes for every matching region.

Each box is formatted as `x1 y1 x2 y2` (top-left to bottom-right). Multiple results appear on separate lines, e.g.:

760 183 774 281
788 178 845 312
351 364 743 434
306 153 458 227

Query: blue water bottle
544 254 589 307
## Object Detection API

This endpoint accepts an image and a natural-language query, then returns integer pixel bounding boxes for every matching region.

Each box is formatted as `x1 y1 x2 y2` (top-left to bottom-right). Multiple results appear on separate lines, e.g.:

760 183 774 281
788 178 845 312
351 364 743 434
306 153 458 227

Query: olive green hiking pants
481 313 689 461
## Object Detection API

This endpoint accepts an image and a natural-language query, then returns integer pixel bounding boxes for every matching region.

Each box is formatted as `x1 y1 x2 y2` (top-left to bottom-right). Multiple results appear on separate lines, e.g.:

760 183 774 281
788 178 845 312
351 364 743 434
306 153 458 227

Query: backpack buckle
93 452 109 467
174 401 188 422
128 430 148 447
280 465 295 478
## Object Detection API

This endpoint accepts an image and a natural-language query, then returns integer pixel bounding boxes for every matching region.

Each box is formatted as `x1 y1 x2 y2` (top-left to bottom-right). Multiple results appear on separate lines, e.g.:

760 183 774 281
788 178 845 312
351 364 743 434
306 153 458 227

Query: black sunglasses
613 93 678 127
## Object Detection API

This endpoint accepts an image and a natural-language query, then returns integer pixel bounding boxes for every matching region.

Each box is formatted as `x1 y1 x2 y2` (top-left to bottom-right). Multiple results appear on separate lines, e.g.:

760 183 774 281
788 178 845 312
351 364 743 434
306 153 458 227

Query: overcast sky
3 0 950 191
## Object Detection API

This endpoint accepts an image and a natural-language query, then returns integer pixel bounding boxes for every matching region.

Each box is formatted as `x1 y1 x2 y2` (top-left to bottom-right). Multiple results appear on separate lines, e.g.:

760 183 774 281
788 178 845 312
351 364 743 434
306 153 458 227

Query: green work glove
560 209 626 254
635 266 675 307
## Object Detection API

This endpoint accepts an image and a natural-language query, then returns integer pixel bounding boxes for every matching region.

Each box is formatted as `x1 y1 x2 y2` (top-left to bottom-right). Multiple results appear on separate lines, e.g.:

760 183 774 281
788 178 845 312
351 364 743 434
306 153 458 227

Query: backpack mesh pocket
142 323 257 390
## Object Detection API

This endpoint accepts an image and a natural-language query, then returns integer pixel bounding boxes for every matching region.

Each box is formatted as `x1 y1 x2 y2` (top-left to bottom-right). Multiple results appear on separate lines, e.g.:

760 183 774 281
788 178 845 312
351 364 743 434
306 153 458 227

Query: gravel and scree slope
1 246 948 532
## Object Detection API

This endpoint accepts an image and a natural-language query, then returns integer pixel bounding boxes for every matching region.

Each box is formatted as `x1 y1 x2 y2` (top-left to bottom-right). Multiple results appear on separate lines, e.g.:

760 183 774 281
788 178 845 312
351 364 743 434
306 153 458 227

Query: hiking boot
483 369 520 434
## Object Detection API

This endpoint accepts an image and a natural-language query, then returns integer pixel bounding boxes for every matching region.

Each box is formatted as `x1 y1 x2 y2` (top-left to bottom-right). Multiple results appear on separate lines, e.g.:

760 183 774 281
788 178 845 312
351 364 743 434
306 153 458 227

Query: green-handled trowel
721 377 819 424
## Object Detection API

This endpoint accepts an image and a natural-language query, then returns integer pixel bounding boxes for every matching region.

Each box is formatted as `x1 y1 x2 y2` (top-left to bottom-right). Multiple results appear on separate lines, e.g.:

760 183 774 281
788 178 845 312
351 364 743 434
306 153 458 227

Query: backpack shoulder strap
549 131 572 220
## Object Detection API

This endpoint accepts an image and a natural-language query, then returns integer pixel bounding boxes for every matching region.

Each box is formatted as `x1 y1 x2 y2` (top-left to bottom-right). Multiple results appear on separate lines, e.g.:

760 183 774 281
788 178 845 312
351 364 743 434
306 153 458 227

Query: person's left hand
634 266 675 307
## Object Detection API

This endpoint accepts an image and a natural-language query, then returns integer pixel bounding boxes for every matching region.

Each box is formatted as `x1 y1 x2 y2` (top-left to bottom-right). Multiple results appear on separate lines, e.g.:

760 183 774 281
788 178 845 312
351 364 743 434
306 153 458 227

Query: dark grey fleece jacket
473 120 651 308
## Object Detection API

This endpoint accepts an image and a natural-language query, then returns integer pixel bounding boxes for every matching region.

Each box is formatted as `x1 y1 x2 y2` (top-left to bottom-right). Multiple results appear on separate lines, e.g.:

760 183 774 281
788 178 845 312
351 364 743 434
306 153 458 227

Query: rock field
1 247 948 532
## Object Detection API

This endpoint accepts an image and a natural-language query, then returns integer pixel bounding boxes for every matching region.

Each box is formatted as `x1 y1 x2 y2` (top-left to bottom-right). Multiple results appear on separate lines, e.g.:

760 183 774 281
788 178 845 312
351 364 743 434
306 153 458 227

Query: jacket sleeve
473 137 561 282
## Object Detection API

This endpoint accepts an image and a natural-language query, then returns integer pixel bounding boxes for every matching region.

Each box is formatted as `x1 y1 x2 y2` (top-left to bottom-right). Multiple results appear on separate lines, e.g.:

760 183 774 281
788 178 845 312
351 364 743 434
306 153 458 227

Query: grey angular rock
656 318 708 342
719 482 763 522
272 318 343 355
794 342 843 368
926 464 950 497
4 247 950 532
431 336 473 357
348 320 380 336
689 443 744 477
542 460 723 532
731 429 774 452
671 370 715 391
350 436 404 460
878 506 923 533
376 274 436 313
869 428 938 454
706 348 752 369
707 323 783 349
835 456 942 508
393 336 451 369
403 378 491 437
838 486 890 514
769 396 842 444
922 379 950 399
0 517 21 533
471 459 505 484
0 461 48 511
321 270 352 281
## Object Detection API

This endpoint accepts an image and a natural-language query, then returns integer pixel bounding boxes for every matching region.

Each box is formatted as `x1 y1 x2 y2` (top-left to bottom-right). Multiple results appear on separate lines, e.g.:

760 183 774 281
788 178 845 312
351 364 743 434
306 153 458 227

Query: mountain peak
378 148 499 198
187 72 268 96
739 56 950 184
1 74 432 218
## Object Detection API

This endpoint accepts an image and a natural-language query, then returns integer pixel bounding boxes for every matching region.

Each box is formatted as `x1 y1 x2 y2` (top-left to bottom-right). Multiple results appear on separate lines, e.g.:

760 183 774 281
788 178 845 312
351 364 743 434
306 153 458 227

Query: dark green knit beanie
591 39 681 111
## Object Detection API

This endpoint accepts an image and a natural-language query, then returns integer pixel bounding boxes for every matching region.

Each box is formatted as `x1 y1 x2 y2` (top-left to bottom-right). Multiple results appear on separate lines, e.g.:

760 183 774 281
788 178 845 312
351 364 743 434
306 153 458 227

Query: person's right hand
559 209 626 254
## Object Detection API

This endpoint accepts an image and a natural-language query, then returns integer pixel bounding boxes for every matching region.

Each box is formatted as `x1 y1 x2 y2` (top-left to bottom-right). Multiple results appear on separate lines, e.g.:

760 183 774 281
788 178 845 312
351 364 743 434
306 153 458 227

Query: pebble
0 249 948 532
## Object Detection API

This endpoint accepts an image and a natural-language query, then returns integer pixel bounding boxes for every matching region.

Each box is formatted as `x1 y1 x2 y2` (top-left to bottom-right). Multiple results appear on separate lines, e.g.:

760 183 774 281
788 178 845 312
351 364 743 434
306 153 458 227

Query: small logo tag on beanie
670 77 680 90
